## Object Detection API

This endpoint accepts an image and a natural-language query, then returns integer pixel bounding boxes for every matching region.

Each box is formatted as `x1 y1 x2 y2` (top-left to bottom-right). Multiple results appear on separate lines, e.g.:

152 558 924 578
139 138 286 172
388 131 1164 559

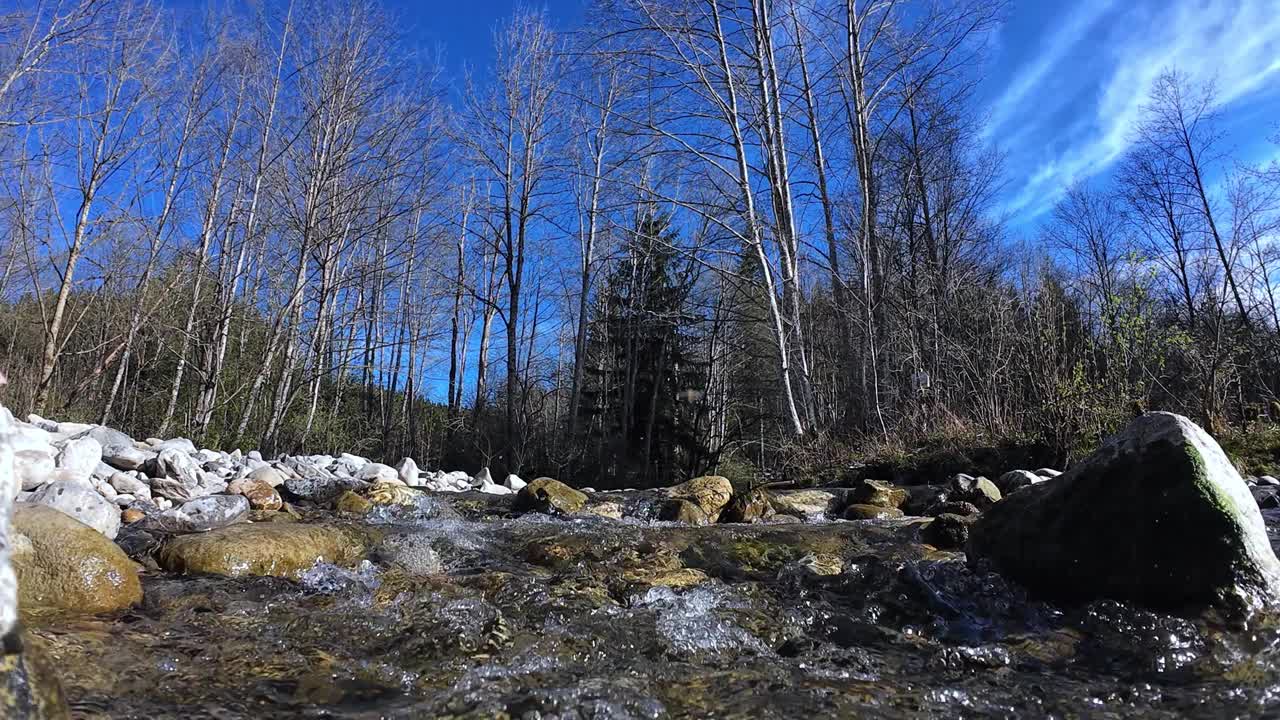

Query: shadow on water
30 504 1280 718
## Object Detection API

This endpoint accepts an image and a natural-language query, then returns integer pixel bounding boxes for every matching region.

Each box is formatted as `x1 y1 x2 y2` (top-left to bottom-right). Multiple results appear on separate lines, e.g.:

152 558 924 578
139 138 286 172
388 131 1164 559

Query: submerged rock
842 504 904 520
968 412 1280 612
11 504 142 614
0 638 68 719
769 489 842 519
514 477 587 515
157 523 364 580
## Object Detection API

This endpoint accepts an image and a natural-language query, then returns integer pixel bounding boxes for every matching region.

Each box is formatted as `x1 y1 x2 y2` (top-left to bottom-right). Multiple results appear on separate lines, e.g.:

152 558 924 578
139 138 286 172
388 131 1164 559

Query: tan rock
851 479 909 509
515 477 587 515
121 508 145 524
228 476 283 512
12 505 142 615
663 475 733 522
842 503 905 520
157 523 364 580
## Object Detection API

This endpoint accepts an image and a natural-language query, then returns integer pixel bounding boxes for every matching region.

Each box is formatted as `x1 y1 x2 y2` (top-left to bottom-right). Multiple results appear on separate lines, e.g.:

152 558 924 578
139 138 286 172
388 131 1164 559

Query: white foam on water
636 586 768 657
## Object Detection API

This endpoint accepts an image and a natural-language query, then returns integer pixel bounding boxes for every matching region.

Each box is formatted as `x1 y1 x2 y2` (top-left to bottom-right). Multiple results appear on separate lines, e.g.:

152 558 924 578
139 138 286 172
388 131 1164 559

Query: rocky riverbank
4 409 1280 717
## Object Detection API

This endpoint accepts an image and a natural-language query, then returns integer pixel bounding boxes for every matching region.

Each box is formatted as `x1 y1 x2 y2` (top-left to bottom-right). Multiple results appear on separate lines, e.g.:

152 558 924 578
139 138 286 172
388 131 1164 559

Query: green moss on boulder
968 412 1280 612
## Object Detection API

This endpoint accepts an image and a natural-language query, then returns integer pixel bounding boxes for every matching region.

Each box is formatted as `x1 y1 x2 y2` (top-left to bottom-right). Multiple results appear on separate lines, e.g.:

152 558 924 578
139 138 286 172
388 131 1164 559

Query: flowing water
28 499 1280 718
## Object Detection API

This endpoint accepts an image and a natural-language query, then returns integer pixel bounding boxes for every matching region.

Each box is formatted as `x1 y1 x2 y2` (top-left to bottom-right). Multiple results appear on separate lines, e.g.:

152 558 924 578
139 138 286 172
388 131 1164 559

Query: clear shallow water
30 503 1280 718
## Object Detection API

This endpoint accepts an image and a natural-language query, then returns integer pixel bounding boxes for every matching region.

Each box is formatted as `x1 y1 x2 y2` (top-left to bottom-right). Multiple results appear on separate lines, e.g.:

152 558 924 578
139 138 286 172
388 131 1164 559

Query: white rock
472 467 494 487
109 472 151 500
11 424 52 454
478 482 513 495
151 494 249 533
247 465 286 488
154 496 172 511
56 436 102 479
196 449 221 463
102 445 150 471
112 494 136 507
358 462 399 484
13 449 54 491
247 450 263 462
26 480 122 539
26 413 58 432
1034 468 1062 478
154 437 196 454
55 421 95 436
504 474 526 491
397 457 421 486
95 480 118 500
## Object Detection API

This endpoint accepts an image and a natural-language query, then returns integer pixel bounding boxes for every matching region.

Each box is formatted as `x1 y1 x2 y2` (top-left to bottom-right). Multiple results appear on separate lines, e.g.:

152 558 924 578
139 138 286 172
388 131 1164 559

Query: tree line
1 0 1278 487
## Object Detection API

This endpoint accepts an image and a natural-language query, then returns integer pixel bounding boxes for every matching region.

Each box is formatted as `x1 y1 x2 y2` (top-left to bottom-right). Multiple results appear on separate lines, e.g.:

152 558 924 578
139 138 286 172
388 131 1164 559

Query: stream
28 498 1280 719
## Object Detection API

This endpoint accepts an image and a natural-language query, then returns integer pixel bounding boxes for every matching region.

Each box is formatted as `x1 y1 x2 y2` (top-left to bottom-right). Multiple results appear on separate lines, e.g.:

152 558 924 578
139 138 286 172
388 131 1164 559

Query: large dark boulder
968 412 1280 613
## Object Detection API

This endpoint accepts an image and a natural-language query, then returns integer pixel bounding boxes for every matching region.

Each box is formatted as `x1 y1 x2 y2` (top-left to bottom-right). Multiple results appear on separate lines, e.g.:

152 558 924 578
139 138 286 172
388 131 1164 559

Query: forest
1 0 1279 489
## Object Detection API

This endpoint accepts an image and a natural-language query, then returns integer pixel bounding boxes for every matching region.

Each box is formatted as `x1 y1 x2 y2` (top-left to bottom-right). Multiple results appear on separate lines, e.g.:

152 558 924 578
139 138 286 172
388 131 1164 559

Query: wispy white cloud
992 0 1280 224
981 0 1115 143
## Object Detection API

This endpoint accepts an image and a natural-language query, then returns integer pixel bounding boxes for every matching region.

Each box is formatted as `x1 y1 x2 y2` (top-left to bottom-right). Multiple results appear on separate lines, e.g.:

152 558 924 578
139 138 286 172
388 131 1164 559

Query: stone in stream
504 474 527 491
719 487 775 524
10 504 142 615
515 477 588 515
849 479 909 509
923 513 974 550
949 473 1002 509
157 523 364 580
362 480 422 507
842 504 904 520
927 500 980 518
968 412 1280 613
769 489 844 519
662 476 733 523
25 480 121 539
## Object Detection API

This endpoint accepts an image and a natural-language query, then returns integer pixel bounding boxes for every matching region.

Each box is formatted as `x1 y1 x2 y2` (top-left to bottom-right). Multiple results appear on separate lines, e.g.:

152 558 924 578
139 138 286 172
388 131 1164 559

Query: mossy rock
850 480 909 509
335 490 374 515
968 412 1280 612
922 513 973 550
662 476 733 522
719 488 775 524
157 523 365 580
12 504 142 615
658 498 712 525
0 632 68 719
364 481 422 507
514 478 587 515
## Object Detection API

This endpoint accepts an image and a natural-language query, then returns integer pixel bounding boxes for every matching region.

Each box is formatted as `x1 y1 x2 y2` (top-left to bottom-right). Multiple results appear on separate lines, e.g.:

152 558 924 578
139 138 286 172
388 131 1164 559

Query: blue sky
395 0 1280 237
979 0 1280 232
